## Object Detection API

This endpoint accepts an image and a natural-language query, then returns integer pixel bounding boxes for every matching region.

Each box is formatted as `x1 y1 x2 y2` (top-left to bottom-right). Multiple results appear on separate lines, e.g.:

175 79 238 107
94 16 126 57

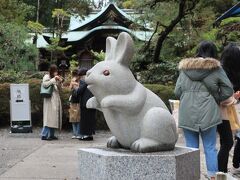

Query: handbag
69 103 80 122
40 83 53 98
227 104 240 131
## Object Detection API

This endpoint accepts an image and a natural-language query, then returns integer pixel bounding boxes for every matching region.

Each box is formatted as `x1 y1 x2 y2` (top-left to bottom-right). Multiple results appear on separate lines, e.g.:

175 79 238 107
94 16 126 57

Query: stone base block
78 146 200 180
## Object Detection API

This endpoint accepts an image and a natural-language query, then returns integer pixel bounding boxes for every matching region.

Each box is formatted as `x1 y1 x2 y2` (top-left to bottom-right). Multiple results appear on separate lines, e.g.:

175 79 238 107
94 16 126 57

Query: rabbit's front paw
130 138 160 153
86 97 99 109
107 136 121 149
101 98 112 108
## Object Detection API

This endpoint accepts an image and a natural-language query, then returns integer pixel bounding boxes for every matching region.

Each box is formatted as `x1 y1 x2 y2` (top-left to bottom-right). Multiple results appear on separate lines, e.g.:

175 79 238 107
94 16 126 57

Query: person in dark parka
75 68 96 141
220 43 240 174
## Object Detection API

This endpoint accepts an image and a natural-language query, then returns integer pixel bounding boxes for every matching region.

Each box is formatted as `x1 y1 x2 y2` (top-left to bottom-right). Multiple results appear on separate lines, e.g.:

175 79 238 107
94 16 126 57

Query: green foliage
139 62 178 85
0 1 39 71
27 21 45 34
127 0 236 79
47 37 72 52
201 17 240 52
144 84 175 109
23 0 90 27
28 78 43 124
0 71 26 83
52 8 70 18
46 37 72 64
206 0 234 15
0 21 38 71
45 9 72 64
0 71 45 83
220 17 240 26
52 8 71 38
117 0 135 8
69 59 79 72
130 41 151 71
64 0 90 17
0 0 35 24
130 41 179 84
202 29 218 41
0 83 10 125
91 50 105 65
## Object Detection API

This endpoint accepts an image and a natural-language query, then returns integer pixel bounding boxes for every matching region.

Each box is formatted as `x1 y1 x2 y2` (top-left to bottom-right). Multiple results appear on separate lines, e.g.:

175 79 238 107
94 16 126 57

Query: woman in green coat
175 41 233 179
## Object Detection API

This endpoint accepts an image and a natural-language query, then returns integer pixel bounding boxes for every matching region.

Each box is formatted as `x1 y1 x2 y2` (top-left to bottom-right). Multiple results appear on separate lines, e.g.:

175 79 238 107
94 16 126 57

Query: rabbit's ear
105 37 117 61
115 32 134 67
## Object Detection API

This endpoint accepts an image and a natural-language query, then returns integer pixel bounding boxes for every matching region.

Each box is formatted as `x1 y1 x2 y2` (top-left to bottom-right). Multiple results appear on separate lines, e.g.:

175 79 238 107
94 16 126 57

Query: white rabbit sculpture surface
85 32 178 153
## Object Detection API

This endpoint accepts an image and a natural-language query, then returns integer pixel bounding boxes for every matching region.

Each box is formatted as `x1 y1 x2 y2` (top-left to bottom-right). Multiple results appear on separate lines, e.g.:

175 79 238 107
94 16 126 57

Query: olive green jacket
174 58 233 132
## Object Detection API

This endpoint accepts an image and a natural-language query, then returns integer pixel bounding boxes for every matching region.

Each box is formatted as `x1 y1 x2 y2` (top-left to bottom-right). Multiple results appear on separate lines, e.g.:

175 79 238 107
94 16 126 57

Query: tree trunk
35 0 40 71
153 0 186 63
153 16 183 63
37 0 40 23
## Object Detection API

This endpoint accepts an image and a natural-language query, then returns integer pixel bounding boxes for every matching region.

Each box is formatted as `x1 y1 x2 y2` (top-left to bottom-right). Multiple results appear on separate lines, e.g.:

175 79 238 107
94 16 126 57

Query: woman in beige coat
41 65 63 140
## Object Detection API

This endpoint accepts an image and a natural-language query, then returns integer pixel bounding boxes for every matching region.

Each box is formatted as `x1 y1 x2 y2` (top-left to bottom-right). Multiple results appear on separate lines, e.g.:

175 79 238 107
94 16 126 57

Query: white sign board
10 84 31 121
10 84 29 103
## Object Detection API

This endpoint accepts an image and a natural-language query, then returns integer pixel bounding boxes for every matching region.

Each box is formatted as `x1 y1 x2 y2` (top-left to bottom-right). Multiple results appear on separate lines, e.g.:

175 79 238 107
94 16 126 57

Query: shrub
0 70 45 83
28 79 43 126
0 79 175 130
0 83 10 126
138 62 178 85
144 84 175 109
0 71 27 83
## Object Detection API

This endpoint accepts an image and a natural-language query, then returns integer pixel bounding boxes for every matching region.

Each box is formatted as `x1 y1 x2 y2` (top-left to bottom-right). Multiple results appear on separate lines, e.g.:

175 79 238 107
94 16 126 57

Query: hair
49 64 58 78
78 68 88 76
71 69 79 77
196 41 217 59
221 43 240 91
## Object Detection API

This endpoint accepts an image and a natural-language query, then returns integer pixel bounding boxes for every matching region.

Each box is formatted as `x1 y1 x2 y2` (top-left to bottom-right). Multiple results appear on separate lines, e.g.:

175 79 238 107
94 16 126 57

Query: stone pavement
0 127 238 180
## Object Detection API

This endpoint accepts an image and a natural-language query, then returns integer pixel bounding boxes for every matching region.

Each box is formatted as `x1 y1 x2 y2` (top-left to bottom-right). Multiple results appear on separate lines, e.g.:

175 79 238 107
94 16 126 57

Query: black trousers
217 120 234 173
80 107 96 136
233 137 240 168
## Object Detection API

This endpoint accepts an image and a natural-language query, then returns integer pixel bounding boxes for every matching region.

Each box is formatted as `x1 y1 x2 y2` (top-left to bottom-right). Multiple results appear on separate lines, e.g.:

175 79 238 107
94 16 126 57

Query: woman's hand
234 91 240 99
72 82 79 86
70 82 79 89
55 76 63 82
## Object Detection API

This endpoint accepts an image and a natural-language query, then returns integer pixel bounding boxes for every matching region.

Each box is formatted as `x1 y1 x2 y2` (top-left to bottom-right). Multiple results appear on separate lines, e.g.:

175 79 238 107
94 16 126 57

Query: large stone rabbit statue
85 32 178 153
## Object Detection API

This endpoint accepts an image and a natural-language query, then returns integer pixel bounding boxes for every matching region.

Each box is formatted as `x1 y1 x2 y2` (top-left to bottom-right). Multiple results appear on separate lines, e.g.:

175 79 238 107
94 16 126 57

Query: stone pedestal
78 146 200 180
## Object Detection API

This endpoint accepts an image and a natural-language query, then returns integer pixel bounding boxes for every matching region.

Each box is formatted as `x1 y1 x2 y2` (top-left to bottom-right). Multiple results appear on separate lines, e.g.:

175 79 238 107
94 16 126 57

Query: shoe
41 136 51 141
216 172 226 180
76 135 82 139
231 167 240 175
72 136 77 139
48 136 58 140
79 135 93 141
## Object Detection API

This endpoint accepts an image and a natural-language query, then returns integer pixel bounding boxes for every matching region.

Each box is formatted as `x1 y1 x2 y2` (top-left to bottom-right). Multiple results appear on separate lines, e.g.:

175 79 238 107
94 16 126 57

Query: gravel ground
0 127 239 180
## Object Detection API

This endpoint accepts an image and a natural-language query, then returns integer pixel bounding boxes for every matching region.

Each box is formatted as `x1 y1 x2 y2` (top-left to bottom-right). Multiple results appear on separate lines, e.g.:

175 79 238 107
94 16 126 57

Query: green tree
132 0 235 63
52 8 71 38
46 9 72 64
23 0 90 27
0 0 34 24
128 0 237 84
0 22 38 71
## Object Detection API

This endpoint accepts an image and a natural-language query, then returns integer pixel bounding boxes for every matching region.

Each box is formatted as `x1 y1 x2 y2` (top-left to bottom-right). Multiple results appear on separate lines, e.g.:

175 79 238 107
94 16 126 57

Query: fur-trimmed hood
179 57 221 70
179 57 221 81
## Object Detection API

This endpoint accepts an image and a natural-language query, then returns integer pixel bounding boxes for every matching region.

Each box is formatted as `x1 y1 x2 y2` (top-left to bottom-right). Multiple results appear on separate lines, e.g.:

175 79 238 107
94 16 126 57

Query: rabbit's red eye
103 70 110 76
